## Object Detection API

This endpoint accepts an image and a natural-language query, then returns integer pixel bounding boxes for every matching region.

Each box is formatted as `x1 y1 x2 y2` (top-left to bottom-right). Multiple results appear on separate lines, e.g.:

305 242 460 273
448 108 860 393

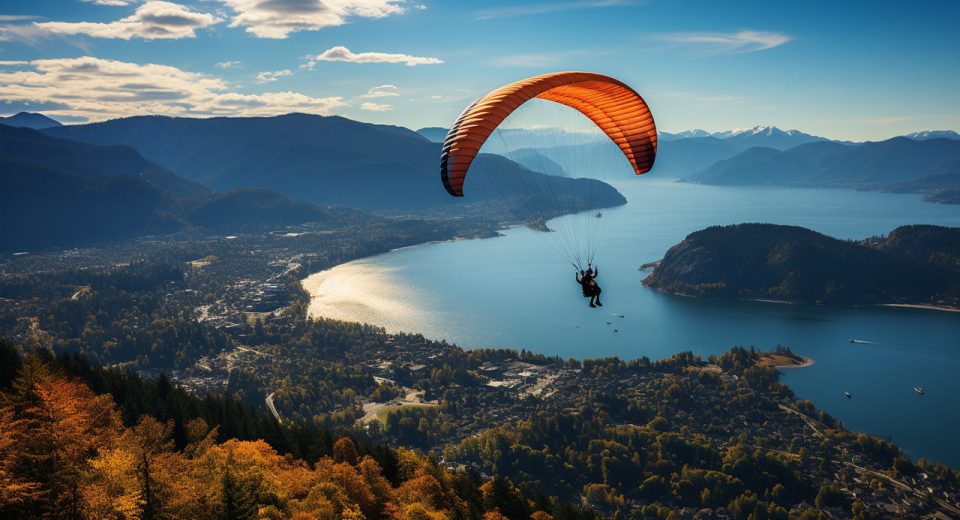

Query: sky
0 0 957 141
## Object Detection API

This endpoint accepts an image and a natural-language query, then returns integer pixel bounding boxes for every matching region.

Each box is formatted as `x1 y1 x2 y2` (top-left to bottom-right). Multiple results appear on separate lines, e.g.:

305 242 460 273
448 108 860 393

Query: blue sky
0 0 957 140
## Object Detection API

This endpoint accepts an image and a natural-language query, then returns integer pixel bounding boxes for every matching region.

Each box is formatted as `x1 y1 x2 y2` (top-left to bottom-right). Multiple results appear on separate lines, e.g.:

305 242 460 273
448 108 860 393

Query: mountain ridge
43 113 625 213
685 136 960 202
0 111 62 130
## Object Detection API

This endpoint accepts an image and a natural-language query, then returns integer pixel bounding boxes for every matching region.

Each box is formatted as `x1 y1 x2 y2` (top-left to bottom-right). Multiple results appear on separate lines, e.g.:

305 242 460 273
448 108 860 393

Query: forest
0 341 593 520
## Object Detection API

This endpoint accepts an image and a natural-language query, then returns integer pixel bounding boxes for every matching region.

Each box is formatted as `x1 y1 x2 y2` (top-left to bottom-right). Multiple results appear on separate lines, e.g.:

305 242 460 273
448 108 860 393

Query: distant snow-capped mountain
712 125 807 139
718 126 828 151
660 129 712 140
905 130 960 140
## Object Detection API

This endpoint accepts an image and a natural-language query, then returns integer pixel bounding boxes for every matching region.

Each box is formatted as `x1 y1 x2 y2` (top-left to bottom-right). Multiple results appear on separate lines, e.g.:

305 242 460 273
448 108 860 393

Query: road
265 392 282 423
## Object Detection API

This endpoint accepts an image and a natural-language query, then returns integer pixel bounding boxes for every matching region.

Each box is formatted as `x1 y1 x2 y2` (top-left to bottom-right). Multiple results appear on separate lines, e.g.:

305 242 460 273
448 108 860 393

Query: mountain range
3 114 623 251
5 111 960 251
662 125 832 150
44 113 617 212
0 125 364 251
685 137 960 202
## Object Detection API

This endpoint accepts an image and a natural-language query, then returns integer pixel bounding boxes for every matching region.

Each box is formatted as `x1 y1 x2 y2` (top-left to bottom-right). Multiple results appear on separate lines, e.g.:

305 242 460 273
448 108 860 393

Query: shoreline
756 352 816 370
879 303 960 314
661 290 960 315
772 356 815 369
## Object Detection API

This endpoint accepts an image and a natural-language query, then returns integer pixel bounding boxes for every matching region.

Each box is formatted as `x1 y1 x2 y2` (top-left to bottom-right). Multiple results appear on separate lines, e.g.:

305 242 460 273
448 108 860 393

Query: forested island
643 224 960 307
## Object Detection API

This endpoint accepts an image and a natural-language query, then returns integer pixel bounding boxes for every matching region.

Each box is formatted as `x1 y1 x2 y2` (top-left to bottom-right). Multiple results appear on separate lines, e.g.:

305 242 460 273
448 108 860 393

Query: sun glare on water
302 261 433 333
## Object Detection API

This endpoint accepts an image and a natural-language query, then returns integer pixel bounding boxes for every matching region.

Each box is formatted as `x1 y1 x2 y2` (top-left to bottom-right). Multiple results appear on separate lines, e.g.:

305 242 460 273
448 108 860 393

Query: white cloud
0 23 53 45
360 84 399 98
303 46 442 68
0 56 348 122
221 0 409 39
36 1 220 40
360 102 392 112
215 60 242 69
256 69 292 82
657 30 792 55
475 0 635 20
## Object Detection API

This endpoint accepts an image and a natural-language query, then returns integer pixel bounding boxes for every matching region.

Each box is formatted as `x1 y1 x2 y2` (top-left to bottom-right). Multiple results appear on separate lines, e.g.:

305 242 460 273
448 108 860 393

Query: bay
304 180 960 467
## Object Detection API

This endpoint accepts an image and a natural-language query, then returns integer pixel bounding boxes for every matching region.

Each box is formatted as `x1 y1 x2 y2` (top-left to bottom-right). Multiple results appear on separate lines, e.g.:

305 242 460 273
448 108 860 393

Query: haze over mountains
417 123 960 200
44 113 615 212
2 113 622 251
4 111 960 250
686 137 960 203
0 124 358 251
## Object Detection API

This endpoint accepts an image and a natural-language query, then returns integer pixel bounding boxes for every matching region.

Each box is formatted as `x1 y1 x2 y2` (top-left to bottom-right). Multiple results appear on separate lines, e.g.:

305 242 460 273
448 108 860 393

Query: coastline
880 303 960 314
757 352 816 369
773 356 815 369
663 291 960 316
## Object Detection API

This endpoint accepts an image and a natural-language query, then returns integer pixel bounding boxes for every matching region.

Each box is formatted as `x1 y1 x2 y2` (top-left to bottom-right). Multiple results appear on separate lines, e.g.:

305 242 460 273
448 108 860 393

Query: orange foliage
0 361 564 520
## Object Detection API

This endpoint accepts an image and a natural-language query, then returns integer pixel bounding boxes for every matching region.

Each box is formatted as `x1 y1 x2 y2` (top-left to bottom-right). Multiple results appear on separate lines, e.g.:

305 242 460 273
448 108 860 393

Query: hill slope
0 126 372 251
416 126 447 142
643 223 960 305
687 138 960 201
44 113 621 212
0 111 62 130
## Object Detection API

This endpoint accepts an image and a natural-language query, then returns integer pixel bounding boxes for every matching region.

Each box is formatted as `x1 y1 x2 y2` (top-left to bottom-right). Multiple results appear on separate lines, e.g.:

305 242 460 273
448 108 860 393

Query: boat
844 391 852 399
915 386 925 395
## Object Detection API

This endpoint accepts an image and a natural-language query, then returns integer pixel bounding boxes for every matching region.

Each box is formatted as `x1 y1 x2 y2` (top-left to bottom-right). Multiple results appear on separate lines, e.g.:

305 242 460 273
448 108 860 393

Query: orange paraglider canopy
440 71 657 196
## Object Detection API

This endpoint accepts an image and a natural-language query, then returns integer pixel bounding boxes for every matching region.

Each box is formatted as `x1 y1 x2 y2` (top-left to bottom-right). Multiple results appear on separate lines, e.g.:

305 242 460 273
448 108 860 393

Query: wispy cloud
302 46 442 68
36 1 221 40
0 23 49 45
221 0 410 39
360 84 400 98
360 102 393 112
474 0 636 20
0 15 42 22
652 89 747 107
82 0 133 5
656 30 792 55
0 56 348 122
256 69 292 82
488 49 604 67
215 60 242 69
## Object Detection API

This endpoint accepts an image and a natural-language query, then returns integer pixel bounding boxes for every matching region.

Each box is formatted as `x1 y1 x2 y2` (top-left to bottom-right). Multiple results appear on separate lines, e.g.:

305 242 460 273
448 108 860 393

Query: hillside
0 111 62 129
652 136 742 177
687 137 960 201
416 126 447 142
643 223 960 305
1 156 178 251
0 124 204 196
0 126 379 251
44 113 621 213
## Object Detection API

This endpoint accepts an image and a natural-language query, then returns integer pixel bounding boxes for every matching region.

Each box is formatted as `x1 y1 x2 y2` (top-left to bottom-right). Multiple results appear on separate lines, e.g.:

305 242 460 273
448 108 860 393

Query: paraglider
438 72 657 305
576 266 602 307
440 71 657 198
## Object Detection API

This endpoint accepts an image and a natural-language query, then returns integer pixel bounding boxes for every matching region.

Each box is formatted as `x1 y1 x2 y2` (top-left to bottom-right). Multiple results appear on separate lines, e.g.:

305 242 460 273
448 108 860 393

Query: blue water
304 180 960 467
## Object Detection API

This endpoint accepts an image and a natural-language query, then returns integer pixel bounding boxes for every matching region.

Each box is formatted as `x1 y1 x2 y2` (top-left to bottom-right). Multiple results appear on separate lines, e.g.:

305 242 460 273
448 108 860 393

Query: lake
303 180 960 468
